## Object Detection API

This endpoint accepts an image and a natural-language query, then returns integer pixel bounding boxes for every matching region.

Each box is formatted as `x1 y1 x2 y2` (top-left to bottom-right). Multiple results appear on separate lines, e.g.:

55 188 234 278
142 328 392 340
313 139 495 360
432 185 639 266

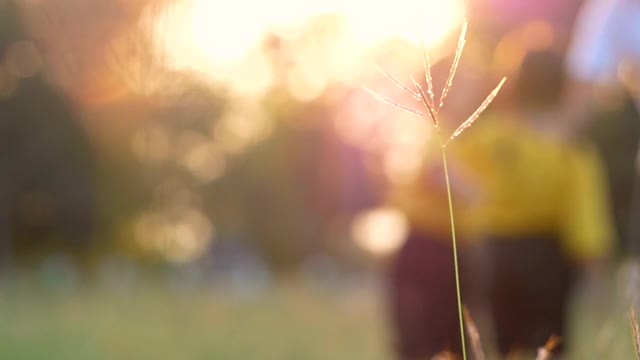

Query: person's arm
562 143 616 262
562 143 616 308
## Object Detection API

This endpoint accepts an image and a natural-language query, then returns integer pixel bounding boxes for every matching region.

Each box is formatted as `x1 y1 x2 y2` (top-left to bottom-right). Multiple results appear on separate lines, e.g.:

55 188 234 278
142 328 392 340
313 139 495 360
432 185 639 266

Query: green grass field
0 279 390 360
0 274 636 359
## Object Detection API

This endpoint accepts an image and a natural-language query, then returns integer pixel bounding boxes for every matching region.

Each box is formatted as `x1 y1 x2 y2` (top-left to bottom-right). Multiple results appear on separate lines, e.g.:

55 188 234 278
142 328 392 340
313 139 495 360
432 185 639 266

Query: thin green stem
438 132 467 360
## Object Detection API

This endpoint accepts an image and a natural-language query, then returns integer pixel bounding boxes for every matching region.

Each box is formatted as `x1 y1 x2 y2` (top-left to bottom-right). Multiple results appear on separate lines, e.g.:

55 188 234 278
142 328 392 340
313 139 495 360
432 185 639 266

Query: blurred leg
389 231 467 359
488 236 573 357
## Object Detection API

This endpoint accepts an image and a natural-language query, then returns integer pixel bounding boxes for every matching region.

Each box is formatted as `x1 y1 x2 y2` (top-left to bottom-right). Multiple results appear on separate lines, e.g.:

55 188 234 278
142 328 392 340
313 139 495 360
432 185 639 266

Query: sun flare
162 0 465 93
352 207 408 256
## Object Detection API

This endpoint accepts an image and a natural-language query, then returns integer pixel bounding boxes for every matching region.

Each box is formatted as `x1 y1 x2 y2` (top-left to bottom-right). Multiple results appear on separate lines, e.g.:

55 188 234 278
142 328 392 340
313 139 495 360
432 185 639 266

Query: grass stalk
364 19 505 360
438 128 467 360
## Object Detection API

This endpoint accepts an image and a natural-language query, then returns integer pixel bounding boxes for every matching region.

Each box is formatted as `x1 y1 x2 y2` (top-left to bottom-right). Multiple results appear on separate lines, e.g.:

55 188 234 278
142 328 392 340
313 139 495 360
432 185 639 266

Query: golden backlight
352 207 408 256
163 0 465 94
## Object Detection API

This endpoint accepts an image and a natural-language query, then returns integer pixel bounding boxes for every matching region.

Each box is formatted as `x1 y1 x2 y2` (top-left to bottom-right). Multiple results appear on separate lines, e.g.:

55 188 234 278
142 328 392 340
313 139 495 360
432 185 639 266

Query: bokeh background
0 0 638 358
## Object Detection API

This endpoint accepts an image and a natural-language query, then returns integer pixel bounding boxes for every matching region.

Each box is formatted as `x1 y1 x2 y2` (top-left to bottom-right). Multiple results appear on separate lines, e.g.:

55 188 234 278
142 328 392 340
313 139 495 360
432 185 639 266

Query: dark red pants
389 231 573 359
485 236 574 355
388 231 478 358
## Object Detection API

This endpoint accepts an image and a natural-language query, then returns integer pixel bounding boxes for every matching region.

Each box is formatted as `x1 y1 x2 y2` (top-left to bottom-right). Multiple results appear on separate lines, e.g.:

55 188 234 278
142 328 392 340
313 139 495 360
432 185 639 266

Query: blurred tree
0 0 97 270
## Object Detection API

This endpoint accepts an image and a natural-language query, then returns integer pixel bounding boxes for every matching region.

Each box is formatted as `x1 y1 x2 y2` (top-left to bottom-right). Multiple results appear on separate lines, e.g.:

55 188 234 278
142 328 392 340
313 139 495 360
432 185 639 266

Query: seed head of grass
363 19 506 360
630 306 640 359
535 335 560 360
363 18 505 147
463 306 485 360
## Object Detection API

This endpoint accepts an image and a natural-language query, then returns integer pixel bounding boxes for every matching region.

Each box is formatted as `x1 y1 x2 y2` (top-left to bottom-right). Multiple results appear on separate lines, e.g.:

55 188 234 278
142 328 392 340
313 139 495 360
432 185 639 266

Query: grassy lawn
0 279 390 360
0 273 636 359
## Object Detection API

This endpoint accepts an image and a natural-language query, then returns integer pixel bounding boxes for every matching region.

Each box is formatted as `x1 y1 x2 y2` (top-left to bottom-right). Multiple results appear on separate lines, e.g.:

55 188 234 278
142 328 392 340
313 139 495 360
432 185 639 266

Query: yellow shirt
452 112 615 260
387 132 482 242
561 142 616 260
389 111 615 260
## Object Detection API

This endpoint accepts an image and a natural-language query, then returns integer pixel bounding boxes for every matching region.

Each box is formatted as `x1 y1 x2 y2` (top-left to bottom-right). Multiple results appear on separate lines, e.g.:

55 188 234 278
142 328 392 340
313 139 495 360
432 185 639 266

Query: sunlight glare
352 207 408 256
164 0 465 92
134 207 214 263
343 0 466 47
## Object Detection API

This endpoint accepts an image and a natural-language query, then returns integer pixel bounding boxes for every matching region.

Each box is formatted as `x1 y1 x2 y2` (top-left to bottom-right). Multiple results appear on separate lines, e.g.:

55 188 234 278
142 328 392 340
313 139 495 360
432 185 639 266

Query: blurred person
566 0 640 115
565 0 640 296
454 50 616 356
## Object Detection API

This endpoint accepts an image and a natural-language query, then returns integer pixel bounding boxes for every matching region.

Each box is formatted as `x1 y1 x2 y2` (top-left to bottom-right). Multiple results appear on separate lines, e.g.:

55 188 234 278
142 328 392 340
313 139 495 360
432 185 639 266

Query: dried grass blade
375 64 420 99
410 75 437 126
463 306 485 360
438 18 467 111
630 306 640 359
419 37 436 108
536 335 560 360
410 74 427 102
447 77 506 143
361 86 425 117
